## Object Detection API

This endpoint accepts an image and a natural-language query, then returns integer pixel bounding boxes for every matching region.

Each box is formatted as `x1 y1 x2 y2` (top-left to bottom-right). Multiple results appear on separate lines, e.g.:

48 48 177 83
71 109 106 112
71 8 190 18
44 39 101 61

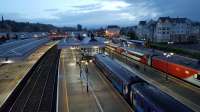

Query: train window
140 99 144 109
194 74 200 80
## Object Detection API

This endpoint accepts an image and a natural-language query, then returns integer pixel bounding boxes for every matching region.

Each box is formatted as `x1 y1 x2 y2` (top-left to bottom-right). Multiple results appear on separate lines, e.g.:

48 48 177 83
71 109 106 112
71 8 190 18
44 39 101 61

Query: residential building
171 18 191 43
135 20 156 42
191 22 200 42
146 20 157 42
154 17 192 43
134 17 200 43
155 17 173 42
136 21 148 40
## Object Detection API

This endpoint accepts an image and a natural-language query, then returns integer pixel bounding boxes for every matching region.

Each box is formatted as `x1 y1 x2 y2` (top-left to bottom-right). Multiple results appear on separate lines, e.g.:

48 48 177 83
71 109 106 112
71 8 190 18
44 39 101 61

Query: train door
147 55 152 66
130 90 137 110
123 84 129 96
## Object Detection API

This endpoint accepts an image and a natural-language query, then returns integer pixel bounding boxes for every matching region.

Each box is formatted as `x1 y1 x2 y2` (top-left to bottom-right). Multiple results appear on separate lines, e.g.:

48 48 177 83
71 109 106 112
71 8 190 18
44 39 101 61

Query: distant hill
0 20 59 32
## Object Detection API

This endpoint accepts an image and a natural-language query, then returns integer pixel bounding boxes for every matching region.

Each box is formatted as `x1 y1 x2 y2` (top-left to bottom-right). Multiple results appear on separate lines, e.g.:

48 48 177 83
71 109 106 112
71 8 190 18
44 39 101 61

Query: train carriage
94 54 143 102
151 57 200 86
127 50 147 64
106 43 200 87
130 83 193 112
94 54 194 112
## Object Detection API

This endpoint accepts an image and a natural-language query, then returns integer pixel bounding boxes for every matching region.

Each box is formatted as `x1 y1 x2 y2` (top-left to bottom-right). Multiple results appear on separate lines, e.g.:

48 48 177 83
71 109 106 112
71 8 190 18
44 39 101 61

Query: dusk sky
0 0 200 28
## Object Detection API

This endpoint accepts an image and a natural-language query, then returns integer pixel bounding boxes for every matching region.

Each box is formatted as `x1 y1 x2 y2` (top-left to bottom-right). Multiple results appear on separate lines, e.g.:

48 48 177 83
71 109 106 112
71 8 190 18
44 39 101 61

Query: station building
58 36 106 56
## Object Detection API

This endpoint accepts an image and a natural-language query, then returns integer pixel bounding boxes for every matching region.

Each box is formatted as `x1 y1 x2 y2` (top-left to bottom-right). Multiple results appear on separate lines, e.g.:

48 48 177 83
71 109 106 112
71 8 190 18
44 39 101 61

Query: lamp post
125 50 128 64
163 52 174 81
85 61 89 92
80 58 92 93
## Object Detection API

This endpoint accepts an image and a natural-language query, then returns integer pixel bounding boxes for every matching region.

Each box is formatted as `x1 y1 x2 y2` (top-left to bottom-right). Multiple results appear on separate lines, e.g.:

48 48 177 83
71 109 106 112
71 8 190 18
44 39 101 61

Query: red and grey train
105 44 200 87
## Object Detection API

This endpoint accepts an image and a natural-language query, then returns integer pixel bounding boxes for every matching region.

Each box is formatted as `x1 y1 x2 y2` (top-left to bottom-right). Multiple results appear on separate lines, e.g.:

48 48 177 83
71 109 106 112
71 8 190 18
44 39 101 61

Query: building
136 21 148 40
171 18 191 43
146 20 157 42
105 25 120 38
154 17 192 43
77 24 82 31
136 20 156 42
58 36 105 56
2 16 4 23
155 17 173 42
134 17 200 43
191 22 200 42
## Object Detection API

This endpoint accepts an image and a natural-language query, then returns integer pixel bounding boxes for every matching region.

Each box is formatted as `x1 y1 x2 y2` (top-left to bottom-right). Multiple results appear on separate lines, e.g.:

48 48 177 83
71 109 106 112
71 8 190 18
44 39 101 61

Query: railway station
1 0 200 111
0 36 200 112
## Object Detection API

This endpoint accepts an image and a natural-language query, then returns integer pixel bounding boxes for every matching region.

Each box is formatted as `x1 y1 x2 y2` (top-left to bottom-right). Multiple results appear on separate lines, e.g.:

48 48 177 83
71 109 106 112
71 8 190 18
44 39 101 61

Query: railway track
0 46 60 112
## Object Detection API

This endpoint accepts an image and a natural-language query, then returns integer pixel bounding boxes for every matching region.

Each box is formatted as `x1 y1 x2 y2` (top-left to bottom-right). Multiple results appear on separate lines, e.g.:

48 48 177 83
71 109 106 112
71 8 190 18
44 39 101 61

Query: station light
93 46 99 49
81 60 85 63
70 47 76 50
89 60 93 63
104 41 109 44
68 62 76 66
104 52 109 56
170 52 174 55
1 60 14 64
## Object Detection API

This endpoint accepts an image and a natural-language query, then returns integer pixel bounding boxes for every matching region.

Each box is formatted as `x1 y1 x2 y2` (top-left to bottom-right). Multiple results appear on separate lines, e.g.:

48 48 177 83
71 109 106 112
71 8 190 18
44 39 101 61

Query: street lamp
79 58 92 93
163 52 174 81
85 61 89 92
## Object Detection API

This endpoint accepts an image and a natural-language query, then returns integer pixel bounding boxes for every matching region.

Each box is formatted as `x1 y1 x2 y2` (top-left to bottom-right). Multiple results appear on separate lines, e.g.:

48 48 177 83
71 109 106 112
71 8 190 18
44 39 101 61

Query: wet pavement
58 48 133 112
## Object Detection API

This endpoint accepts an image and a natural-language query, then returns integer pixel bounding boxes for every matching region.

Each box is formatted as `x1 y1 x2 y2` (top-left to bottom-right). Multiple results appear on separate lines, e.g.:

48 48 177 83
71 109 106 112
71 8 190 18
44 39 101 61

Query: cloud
44 8 59 12
100 1 131 11
45 0 160 26
69 0 131 13
1 0 200 27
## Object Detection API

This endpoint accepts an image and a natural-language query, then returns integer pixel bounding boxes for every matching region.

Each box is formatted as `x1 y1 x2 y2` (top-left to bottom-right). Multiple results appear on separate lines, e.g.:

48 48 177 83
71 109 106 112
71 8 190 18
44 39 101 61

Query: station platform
111 53 200 112
0 41 56 107
57 48 133 112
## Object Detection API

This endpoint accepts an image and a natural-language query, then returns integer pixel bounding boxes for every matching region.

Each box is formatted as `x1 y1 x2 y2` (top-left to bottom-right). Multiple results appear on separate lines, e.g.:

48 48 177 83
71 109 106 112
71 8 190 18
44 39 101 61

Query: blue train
95 54 142 102
94 54 193 112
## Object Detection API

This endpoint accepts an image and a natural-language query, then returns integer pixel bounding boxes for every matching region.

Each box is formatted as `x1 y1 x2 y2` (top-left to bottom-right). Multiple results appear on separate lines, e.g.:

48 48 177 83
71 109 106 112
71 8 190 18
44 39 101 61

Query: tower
2 16 4 23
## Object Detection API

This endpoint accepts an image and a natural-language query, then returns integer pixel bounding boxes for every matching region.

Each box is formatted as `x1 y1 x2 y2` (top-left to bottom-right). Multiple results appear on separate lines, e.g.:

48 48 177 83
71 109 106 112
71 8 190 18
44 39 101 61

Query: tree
127 31 138 40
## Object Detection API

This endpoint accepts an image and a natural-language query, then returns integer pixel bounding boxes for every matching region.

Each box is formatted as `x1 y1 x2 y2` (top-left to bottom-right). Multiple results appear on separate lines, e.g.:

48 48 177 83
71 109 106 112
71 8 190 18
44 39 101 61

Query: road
58 48 133 112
